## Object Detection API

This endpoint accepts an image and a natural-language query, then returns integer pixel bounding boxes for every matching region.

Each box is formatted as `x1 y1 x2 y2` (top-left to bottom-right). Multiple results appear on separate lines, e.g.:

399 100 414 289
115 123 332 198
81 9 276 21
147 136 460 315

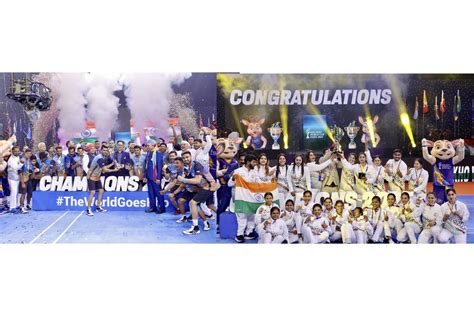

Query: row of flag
413 90 462 121
5 111 32 140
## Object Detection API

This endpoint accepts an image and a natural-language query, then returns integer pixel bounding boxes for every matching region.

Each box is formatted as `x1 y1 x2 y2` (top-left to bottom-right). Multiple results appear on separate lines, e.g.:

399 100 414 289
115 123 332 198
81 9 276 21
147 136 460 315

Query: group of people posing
0 130 470 243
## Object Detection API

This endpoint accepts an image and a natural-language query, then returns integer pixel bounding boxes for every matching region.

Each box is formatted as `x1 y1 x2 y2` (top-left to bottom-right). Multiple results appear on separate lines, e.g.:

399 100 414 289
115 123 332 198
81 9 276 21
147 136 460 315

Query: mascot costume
422 137 465 204
0 134 17 212
206 127 242 231
214 132 242 230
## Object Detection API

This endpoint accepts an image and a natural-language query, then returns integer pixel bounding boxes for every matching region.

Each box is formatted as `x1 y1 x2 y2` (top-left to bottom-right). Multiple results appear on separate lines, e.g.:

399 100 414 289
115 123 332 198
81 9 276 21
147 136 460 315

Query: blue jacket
144 150 164 181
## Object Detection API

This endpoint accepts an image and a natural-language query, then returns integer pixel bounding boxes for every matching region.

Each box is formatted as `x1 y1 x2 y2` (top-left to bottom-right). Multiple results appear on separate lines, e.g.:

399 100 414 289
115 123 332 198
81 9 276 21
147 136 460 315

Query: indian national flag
234 175 280 214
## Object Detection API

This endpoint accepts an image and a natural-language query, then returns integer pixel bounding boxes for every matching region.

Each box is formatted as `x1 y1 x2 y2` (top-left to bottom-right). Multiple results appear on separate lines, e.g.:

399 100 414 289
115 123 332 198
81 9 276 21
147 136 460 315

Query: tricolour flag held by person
234 175 280 214
423 90 429 113
413 97 419 119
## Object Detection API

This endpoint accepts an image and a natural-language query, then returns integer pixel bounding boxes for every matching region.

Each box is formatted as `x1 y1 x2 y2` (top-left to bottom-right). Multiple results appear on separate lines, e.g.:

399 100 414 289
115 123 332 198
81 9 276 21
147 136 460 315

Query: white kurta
257 218 289 244
418 203 443 244
385 159 408 192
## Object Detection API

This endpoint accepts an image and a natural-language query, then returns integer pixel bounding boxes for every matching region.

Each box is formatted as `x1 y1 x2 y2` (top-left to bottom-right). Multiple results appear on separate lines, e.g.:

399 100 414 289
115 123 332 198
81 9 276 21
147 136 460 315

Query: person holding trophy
319 149 341 193
305 150 333 197
18 149 34 213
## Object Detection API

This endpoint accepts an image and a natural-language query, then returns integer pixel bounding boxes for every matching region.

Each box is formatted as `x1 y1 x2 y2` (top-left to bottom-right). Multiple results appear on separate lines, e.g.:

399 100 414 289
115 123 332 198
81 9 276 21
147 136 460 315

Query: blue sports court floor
1 196 473 244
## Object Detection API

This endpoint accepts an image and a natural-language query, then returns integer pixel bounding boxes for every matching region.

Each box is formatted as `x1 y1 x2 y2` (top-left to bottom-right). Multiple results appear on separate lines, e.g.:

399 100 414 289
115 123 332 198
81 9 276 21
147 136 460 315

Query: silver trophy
268 122 282 150
345 121 360 149
329 125 345 153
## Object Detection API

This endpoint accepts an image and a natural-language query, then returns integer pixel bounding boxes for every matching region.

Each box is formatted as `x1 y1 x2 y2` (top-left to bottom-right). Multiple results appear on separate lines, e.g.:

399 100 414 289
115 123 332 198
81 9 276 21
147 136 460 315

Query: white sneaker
203 221 211 231
176 215 187 223
96 206 107 213
19 208 29 214
183 225 200 235
86 209 94 216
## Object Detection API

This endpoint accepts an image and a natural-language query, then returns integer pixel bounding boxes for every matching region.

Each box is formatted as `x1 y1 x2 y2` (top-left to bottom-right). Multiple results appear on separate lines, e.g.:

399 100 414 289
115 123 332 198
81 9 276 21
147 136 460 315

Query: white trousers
8 179 19 209
329 224 354 243
438 228 467 244
294 213 312 235
279 191 290 206
397 222 421 243
418 226 442 244
385 218 404 240
371 222 386 242
301 226 329 244
288 231 299 243
262 233 285 244
236 213 255 236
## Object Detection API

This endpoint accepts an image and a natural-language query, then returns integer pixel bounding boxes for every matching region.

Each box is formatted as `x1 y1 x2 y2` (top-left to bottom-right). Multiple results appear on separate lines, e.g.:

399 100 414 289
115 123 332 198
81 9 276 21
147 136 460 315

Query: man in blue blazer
144 139 165 214
113 140 132 177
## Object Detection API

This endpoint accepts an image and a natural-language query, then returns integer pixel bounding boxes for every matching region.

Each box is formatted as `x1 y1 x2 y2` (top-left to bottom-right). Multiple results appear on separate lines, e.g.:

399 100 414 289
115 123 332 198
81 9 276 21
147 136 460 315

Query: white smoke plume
48 73 88 143
85 73 121 141
123 73 191 139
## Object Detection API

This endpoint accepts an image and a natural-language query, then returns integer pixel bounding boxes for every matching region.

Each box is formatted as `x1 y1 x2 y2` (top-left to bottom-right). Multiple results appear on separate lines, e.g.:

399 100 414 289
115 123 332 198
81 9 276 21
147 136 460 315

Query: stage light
400 113 416 148
401 113 410 125
279 105 289 149
230 105 247 148
363 105 377 148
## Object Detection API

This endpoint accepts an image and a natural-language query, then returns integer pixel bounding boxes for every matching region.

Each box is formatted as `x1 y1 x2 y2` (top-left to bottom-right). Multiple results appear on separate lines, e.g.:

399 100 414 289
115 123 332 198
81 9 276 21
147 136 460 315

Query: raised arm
319 149 332 163
340 157 356 172
421 138 436 165
304 166 311 191
453 139 465 165
0 135 16 155
306 158 333 172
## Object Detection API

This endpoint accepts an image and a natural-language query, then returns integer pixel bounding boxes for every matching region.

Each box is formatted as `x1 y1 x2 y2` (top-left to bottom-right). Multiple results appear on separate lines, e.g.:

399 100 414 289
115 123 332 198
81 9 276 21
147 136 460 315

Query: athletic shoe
203 221 211 231
234 235 245 243
183 225 200 235
186 215 193 222
176 215 187 223
157 209 165 214
19 208 29 214
96 206 108 213
244 232 257 240
145 208 157 213
86 209 94 216
216 225 220 234
0 209 10 216
25 205 32 211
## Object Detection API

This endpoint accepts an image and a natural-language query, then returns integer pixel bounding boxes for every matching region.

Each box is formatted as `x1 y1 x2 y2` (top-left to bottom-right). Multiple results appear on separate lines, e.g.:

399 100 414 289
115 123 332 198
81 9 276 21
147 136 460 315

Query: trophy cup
268 122 282 150
329 125 345 153
345 121 360 149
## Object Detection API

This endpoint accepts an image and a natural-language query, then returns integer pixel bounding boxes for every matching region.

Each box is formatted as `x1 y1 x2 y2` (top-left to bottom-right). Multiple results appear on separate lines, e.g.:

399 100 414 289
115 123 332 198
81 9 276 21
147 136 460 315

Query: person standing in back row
144 139 165 214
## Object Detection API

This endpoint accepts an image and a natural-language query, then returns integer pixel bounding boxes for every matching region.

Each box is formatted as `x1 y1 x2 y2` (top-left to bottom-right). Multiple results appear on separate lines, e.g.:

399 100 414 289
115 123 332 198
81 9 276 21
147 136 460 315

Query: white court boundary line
29 211 70 244
52 211 84 244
